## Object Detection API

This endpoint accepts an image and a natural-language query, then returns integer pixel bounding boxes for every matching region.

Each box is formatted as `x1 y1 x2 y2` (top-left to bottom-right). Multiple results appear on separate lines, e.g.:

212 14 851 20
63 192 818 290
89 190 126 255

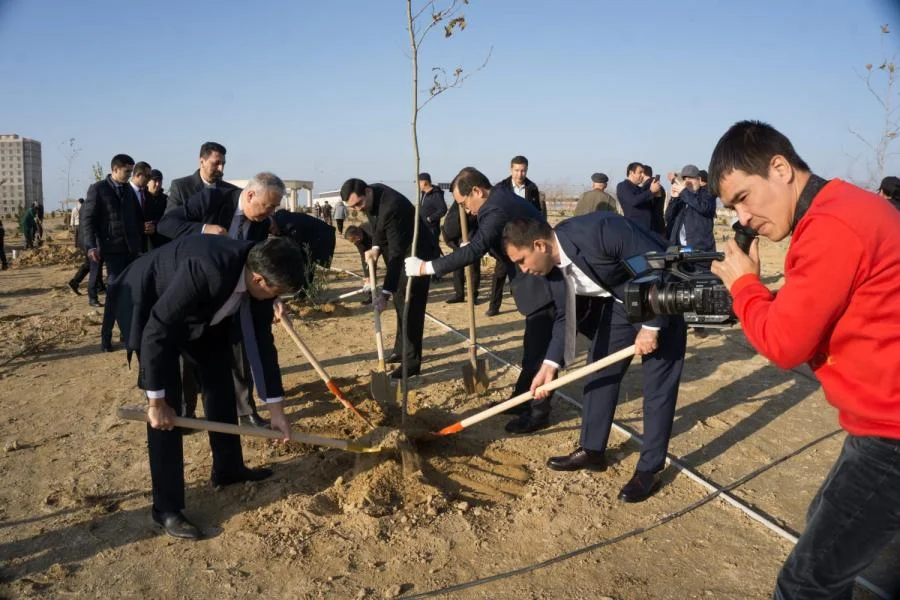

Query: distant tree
849 24 898 187
91 161 104 182
59 137 81 201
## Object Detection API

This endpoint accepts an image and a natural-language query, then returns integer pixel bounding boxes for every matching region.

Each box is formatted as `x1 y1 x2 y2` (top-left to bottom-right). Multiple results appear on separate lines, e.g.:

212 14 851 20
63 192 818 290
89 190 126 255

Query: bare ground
0 220 896 599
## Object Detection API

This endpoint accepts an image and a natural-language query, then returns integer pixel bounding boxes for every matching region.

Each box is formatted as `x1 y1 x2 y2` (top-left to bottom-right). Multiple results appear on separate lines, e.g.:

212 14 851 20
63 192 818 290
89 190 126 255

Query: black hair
246 236 308 292
199 141 226 159
132 161 152 178
418 172 432 183
451 167 492 196
510 155 528 167
626 162 643 176
340 178 368 202
698 169 708 184
149 169 163 181
708 120 810 198
501 217 553 249
343 224 363 241
110 154 134 170
642 164 654 177
78 198 84 203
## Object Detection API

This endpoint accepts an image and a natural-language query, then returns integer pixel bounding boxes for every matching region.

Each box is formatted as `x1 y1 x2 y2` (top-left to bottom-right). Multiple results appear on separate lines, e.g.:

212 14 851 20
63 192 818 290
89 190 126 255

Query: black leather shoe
89 298 103 307
445 296 465 304
390 364 421 379
618 470 661 503
504 413 550 435
386 353 402 364
546 447 607 472
238 413 269 428
100 338 113 353
152 508 201 540
211 466 274 487
485 308 499 317
68 280 81 295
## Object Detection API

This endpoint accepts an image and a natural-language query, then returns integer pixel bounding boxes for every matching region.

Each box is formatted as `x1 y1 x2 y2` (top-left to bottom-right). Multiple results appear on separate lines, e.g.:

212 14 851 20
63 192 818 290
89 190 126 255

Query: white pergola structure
225 178 314 212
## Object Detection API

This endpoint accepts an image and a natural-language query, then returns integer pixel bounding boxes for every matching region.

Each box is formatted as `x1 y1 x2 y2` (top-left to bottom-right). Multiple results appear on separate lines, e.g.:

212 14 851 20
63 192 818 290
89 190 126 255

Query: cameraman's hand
649 179 662 194
530 363 558 400
671 179 685 198
711 237 760 289
634 328 659 356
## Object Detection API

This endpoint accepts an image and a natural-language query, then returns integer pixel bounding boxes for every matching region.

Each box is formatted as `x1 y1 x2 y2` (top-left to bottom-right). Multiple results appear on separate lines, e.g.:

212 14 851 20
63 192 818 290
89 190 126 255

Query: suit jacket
421 187 448 227
544 212 670 366
664 187 716 252
106 235 283 397
142 190 170 250
496 176 545 216
271 210 336 268
157 187 269 242
81 176 143 255
432 185 564 316
164 170 240 214
367 184 439 294
616 179 656 233
441 201 478 245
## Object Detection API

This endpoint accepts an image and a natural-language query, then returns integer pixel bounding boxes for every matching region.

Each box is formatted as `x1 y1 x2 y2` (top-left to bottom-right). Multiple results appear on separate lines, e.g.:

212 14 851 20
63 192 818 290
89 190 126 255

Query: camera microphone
731 220 758 254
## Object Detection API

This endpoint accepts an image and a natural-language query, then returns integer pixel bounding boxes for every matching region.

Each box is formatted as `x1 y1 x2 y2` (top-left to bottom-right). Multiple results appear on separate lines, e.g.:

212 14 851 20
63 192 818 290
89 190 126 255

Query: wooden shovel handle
458 203 479 367
367 256 387 371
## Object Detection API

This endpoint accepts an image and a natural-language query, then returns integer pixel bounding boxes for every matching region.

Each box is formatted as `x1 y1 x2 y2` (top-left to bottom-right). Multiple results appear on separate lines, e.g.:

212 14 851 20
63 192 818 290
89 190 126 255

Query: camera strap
791 174 829 233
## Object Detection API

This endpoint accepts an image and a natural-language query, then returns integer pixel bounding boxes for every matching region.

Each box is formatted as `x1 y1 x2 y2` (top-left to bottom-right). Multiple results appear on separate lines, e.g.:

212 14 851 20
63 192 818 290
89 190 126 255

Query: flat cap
591 172 609 184
680 164 700 178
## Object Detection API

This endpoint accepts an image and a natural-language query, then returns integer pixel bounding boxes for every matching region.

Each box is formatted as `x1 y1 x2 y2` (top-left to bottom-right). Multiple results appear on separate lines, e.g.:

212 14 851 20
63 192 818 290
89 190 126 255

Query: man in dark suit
616 162 663 233
488 156 546 317
269 208 336 270
502 213 687 502
158 172 285 428
642 164 667 237
441 200 481 304
665 164 717 254
419 172 447 255
165 141 240 214
405 167 566 434
143 169 169 250
341 178 439 379
81 154 144 348
106 235 306 539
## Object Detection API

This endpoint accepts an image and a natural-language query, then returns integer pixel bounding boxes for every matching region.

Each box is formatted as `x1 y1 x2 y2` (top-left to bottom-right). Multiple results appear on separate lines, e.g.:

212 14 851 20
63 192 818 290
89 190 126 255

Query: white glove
361 283 372 293
405 256 426 277
374 291 391 312
364 247 380 263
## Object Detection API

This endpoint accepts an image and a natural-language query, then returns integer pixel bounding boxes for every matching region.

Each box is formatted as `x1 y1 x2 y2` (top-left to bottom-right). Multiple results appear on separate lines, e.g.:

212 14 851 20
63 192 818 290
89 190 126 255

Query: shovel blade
462 358 490 394
370 370 396 406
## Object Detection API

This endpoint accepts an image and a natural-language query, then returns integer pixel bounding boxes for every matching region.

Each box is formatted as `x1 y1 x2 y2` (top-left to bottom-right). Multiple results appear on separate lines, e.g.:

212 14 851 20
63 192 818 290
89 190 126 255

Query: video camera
622 222 758 326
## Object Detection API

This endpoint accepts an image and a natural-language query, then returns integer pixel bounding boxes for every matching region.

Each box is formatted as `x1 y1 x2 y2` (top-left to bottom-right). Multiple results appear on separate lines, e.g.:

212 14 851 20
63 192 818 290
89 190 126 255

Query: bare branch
417 45 492 111
848 127 875 151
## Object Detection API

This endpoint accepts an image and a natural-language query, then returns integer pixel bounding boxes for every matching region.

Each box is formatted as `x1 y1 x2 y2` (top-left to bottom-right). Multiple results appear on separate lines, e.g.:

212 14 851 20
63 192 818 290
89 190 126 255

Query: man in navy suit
405 167 566 434
106 235 307 539
616 162 663 234
502 213 686 502
158 173 285 428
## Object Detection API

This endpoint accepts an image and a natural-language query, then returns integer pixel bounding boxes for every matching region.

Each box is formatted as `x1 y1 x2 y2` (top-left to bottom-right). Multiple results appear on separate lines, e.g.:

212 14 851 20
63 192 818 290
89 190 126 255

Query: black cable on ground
401 428 842 599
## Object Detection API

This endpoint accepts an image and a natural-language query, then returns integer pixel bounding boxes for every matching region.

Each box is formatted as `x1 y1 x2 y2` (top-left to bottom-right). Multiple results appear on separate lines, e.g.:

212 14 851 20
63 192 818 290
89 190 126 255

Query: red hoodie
730 179 900 439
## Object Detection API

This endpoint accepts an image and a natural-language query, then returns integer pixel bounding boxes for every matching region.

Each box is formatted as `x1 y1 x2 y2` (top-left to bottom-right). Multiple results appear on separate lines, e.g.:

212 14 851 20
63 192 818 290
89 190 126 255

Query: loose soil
0 218 895 599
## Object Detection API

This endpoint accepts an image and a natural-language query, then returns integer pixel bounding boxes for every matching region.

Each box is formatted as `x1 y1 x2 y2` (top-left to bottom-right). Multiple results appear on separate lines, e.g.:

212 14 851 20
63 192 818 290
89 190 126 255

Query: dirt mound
13 244 83 268
287 301 351 319
0 313 101 366
334 456 448 517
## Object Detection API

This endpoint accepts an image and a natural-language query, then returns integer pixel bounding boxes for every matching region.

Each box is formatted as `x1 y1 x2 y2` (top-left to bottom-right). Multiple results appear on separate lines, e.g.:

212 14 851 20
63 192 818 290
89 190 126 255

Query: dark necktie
236 215 246 240
138 189 145 214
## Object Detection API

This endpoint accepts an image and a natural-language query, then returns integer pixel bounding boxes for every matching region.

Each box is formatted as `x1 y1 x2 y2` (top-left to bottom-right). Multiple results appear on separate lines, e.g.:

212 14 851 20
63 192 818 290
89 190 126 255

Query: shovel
457 203 490 394
278 313 375 428
116 406 381 453
367 256 396 406
434 344 636 436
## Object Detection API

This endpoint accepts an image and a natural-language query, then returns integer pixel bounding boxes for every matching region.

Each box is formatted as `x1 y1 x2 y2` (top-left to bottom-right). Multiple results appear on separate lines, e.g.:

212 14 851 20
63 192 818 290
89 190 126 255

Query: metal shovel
458 203 489 394
367 256 397 406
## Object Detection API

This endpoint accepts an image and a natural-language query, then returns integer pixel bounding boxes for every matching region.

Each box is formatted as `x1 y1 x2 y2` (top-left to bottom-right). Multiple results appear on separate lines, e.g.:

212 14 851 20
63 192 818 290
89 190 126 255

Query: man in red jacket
709 120 900 600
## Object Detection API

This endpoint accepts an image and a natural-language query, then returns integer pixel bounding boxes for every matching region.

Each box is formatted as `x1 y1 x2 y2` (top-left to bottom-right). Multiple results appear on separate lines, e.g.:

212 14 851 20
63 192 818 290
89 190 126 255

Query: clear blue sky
1 0 899 208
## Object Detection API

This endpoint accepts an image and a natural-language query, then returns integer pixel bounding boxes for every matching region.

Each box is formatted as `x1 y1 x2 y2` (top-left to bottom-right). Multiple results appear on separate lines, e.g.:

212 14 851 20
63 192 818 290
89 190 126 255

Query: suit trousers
86 257 104 301
579 299 685 472
510 303 557 419
391 271 431 366
230 330 260 419
488 259 507 312
446 240 481 300
146 321 245 513
100 252 137 342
